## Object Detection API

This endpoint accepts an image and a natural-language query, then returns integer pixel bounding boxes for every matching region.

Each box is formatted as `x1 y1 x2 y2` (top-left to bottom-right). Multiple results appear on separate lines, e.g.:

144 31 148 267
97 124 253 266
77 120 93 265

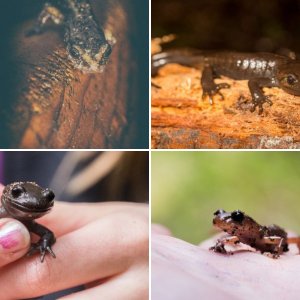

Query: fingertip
152 224 172 236
0 218 30 265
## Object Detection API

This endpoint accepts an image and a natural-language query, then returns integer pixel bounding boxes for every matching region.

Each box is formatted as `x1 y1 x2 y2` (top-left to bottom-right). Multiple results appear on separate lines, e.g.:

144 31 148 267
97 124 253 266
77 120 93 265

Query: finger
0 218 30 267
0 182 146 238
39 201 147 237
152 224 172 236
59 265 148 300
0 211 148 299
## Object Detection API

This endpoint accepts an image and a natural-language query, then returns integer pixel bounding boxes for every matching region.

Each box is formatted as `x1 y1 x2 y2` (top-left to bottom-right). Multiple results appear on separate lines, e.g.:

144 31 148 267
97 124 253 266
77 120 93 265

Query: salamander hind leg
262 236 285 258
201 66 230 104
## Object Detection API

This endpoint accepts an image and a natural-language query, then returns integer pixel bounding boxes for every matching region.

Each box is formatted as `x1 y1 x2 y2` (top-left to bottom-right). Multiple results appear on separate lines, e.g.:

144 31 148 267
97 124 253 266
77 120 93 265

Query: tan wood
152 64 300 149
11 0 137 148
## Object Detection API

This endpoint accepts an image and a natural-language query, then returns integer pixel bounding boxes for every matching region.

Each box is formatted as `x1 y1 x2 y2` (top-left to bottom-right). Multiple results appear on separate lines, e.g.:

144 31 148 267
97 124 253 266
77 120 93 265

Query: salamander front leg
201 66 230 104
27 3 64 36
209 236 240 254
24 221 56 262
248 77 277 114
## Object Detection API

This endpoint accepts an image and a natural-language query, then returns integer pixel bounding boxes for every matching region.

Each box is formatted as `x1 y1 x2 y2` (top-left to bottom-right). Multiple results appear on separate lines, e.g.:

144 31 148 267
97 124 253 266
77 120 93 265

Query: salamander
0 182 56 262
29 0 115 72
152 49 300 114
210 209 300 258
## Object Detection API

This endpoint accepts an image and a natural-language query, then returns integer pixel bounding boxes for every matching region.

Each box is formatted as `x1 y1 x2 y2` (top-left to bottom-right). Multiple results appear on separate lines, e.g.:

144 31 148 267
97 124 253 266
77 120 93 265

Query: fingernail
0 220 30 253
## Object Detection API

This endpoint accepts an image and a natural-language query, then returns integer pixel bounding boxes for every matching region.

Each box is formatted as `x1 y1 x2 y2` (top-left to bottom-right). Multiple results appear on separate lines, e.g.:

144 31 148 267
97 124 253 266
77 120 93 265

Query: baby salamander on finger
210 209 300 258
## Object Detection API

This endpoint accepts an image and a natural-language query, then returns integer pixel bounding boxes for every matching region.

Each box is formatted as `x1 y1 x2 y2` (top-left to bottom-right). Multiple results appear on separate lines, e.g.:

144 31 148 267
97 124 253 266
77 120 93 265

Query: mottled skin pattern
0 182 56 262
209 209 300 258
30 0 115 72
152 50 300 114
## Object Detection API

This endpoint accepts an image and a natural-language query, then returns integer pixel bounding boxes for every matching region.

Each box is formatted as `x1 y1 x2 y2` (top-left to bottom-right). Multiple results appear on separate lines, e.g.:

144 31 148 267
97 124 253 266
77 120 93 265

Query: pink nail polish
0 230 19 249
0 221 30 252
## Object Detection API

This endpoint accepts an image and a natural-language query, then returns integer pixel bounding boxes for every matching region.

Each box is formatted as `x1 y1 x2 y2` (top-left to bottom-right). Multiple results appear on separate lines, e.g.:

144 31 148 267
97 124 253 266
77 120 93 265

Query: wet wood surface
11 0 137 149
152 64 300 149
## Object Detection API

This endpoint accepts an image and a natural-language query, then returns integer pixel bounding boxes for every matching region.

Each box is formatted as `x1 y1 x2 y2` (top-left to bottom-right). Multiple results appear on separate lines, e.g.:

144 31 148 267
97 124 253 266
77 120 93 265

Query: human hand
152 228 300 300
0 185 148 300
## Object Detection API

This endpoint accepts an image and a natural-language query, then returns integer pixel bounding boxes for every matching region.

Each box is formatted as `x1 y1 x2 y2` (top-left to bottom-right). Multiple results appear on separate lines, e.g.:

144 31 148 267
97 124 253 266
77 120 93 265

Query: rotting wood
151 63 300 149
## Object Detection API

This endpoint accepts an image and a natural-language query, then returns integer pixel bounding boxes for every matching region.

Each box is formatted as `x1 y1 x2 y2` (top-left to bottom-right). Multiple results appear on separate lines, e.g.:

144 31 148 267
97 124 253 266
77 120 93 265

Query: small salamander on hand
29 0 115 72
152 50 300 114
0 182 56 262
210 209 300 258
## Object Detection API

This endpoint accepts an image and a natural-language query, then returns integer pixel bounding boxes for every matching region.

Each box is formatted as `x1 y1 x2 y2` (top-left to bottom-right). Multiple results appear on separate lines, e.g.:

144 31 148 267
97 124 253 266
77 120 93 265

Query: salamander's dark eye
42 189 55 202
68 46 81 59
214 209 225 216
103 45 112 59
11 186 25 198
286 74 298 85
231 210 244 222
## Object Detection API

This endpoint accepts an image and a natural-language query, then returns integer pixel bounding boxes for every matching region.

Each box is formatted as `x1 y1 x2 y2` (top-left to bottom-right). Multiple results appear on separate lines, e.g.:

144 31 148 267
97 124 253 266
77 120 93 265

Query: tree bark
9 0 140 148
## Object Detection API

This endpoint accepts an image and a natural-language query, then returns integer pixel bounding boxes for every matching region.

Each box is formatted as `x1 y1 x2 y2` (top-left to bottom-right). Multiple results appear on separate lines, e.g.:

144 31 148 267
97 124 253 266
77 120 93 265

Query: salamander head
277 61 300 96
212 209 261 236
1 182 55 220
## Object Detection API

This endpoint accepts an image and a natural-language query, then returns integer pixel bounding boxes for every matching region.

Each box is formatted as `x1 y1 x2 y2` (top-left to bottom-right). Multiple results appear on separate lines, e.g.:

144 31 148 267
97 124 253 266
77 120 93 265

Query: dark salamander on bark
29 0 115 73
152 49 300 114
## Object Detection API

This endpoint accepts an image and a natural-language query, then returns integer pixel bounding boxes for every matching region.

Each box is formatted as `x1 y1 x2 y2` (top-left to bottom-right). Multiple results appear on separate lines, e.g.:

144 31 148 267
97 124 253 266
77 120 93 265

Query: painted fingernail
0 220 30 253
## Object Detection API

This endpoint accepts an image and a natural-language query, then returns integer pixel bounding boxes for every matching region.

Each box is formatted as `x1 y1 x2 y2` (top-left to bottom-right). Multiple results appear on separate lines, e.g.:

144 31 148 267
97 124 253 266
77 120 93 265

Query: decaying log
9 0 138 148
152 64 300 149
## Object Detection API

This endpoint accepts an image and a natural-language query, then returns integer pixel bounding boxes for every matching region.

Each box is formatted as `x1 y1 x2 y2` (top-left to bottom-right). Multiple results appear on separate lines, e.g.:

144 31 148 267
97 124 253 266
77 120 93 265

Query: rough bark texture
9 0 139 149
152 64 300 149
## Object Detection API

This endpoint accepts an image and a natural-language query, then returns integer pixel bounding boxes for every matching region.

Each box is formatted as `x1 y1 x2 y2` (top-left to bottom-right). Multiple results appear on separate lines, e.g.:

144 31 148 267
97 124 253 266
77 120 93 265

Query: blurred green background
152 152 300 244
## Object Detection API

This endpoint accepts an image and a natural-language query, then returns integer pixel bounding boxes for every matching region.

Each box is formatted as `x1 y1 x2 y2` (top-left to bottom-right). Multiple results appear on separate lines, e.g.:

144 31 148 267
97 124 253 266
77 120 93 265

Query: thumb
0 218 30 267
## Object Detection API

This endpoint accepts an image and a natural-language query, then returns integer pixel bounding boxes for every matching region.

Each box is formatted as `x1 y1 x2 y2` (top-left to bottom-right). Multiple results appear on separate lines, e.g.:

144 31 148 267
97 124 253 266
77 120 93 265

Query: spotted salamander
210 209 300 258
152 49 300 114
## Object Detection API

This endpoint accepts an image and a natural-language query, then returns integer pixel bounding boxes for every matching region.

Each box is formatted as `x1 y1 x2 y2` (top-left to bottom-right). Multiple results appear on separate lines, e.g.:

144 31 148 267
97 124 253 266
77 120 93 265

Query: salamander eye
286 74 298 86
214 209 225 216
103 45 112 60
11 185 25 198
231 210 244 222
68 46 81 60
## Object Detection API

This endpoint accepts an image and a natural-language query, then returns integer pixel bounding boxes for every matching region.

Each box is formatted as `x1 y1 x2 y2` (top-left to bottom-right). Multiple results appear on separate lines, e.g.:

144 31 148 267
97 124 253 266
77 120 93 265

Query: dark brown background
152 0 300 53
